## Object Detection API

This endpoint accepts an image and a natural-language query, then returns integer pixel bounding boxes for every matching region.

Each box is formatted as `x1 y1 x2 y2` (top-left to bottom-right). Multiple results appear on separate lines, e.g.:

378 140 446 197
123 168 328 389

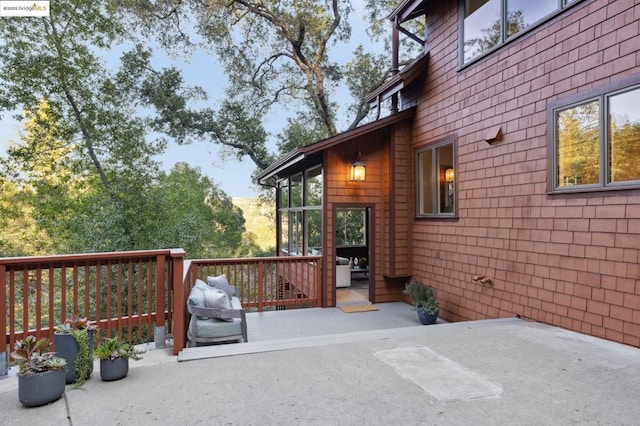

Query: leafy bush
403 279 439 314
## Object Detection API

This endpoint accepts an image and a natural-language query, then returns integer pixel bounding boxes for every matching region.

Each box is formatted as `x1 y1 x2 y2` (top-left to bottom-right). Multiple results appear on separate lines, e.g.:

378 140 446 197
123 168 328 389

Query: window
290 173 303 208
553 84 640 191
305 166 322 206
463 0 575 64
278 167 323 255
416 141 455 217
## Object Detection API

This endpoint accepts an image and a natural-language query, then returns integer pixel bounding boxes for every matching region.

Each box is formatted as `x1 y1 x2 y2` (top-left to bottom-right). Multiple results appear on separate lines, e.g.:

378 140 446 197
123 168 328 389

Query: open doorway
335 207 371 305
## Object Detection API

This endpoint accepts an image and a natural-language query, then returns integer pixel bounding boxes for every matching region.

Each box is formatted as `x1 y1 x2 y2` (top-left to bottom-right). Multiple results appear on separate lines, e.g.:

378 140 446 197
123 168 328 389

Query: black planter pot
18 368 66 407
416 308 438 325
54 330 94 384
100 357 129 381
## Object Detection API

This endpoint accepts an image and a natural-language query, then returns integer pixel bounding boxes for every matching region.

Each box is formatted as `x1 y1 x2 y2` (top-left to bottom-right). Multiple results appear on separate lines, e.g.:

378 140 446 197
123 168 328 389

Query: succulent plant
54 315 97 333
94 337 144 361
10 335 67 376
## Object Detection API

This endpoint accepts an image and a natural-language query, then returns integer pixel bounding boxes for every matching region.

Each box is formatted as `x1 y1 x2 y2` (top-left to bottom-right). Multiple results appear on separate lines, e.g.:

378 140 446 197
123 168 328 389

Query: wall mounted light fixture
444 167 454 211
350 151 366 182
445 168 454 183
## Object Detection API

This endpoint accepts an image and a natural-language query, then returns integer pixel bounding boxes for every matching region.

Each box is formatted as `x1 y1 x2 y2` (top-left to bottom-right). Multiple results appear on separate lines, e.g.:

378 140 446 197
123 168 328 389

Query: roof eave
388 0 428 23
256 108 417 185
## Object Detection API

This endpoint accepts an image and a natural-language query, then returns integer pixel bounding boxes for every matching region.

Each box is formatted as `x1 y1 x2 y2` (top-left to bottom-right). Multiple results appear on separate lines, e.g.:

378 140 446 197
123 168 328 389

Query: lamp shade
350 161 366 182
350 151 366 182
445 168 454 183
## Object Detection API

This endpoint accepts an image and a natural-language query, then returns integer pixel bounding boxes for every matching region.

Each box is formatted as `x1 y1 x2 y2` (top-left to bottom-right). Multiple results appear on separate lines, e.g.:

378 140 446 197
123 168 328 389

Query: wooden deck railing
2 249 186 356
185 256 323 311
4 251 322 358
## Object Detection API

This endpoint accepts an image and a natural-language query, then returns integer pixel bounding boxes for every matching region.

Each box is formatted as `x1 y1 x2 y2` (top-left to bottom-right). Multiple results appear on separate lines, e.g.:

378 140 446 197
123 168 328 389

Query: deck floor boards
178 302 431 361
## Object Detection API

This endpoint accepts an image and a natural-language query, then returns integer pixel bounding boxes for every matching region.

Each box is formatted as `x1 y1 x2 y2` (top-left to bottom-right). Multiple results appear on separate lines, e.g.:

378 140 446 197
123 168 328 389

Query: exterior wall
323 124 413 306
323 136 384 306
385 124 414 278
411 0 640 346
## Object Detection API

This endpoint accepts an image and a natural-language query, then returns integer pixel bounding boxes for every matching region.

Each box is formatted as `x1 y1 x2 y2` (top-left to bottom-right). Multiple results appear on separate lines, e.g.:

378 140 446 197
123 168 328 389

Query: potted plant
94 337 144 381
10 335 67 407
403 279 439 325
54 315 97 387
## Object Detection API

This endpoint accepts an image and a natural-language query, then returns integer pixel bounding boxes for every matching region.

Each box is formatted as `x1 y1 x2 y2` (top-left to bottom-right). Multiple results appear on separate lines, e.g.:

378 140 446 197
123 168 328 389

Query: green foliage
233 197 276 256
10 336 67 376
94 337 144 361
70 328 92 389
403 280 439 314
145 163 247 258
0 56 248 258
0 1 165 253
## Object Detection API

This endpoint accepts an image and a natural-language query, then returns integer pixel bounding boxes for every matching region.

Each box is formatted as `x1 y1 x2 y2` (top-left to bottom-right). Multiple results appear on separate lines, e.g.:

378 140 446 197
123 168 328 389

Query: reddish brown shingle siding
409 0 640 346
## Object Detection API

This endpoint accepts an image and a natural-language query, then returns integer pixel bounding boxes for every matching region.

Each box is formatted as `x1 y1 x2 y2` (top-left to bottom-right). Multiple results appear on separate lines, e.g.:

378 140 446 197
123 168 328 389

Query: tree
0 2 248 256
113 0 391 167
0 1 167 249
1 100 81 253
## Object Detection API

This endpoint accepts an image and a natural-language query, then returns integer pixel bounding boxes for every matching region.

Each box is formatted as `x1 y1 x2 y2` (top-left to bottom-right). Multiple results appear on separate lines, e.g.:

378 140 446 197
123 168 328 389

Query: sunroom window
278 167 323 255
553 85 640 191
416 141 455 217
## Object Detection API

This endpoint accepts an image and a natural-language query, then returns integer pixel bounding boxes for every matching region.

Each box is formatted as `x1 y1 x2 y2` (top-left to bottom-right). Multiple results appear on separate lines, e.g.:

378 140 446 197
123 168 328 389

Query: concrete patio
2 305 640 425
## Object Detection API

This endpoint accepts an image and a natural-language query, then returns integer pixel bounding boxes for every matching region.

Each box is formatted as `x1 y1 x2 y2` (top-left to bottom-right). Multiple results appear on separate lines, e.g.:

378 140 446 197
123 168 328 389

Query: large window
416 141 456 217
278 166 323 255
463 0 578 64
553 84 640 191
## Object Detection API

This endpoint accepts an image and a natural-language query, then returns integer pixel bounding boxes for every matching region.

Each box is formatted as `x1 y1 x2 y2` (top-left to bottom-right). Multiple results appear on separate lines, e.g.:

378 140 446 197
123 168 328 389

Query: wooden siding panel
408 0 640 347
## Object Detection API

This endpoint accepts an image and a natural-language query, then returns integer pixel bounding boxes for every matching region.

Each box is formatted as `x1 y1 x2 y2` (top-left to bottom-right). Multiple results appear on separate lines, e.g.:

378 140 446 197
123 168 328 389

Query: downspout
391 15 400 114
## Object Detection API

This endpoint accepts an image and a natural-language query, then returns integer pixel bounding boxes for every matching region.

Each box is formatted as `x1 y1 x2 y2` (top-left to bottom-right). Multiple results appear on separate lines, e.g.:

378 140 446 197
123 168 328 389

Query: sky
0 1 385 199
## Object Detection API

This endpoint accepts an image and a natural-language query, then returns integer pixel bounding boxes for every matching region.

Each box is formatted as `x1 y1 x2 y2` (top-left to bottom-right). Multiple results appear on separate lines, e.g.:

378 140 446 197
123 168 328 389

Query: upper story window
551 82 640 192
463 0 579 64
416 140 456 217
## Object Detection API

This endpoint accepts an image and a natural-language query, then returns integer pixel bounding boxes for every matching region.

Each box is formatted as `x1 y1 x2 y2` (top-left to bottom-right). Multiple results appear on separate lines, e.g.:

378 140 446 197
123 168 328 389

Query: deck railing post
316 258 323 307
257 259 264 312
169 249 186 355
154 254 166 348
0 264 6 378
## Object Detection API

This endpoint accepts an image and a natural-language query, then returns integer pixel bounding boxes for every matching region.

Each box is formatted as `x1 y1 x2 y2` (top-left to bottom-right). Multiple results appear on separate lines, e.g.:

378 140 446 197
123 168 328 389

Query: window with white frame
462 0 580 64
553 84 640 191
416 141 456 217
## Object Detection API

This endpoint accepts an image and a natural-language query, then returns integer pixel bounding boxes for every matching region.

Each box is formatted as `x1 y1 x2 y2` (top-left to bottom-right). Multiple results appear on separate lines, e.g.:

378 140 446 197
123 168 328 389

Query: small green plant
403 279 439 314
94 337 144 361
10 335 67 376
